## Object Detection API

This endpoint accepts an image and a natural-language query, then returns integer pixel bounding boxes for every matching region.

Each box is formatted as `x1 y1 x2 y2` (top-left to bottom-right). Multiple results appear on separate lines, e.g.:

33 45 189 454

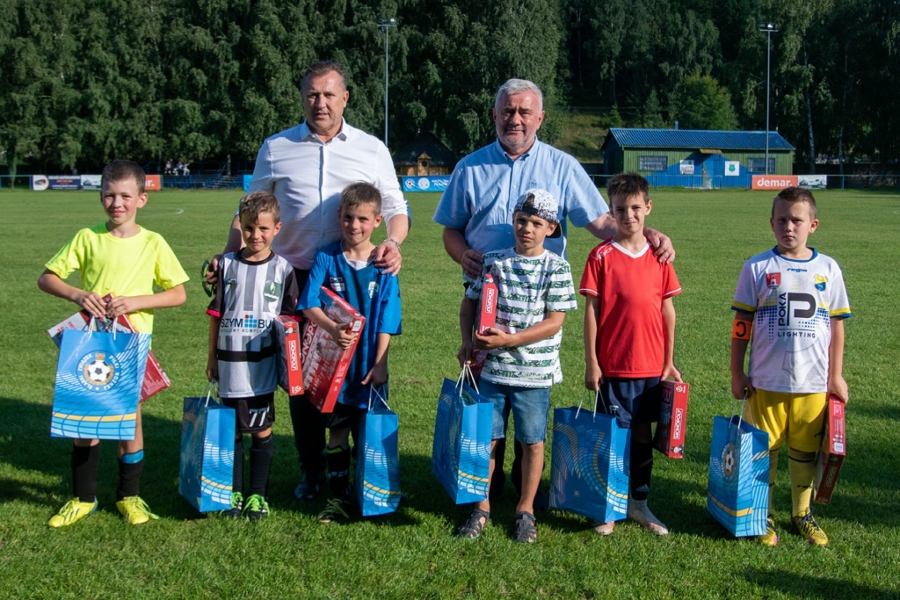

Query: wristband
387 238 402 253
732 318 752 340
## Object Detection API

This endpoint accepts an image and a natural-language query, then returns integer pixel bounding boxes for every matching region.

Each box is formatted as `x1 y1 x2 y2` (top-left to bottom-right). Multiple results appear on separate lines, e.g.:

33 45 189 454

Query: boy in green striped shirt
457 189 577 543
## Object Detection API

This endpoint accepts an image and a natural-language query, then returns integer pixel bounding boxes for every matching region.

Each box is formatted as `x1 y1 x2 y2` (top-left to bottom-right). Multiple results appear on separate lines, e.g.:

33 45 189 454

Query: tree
670 74 738 130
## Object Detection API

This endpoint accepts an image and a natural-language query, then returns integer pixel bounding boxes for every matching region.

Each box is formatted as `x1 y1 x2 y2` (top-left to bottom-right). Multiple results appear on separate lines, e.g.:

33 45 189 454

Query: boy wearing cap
457 188 577 543
581 173 682 537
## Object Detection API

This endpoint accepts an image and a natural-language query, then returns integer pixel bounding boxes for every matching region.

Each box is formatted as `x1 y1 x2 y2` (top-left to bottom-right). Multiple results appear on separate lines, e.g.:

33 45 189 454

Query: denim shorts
478 379 551 444
600 377 662 429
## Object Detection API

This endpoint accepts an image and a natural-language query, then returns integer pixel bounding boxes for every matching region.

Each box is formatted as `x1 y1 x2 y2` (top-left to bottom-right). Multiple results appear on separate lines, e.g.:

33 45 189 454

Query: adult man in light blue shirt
435 78 673 512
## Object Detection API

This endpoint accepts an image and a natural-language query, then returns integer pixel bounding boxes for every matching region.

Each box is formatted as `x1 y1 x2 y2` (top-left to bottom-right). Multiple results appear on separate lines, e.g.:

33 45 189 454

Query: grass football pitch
1 187 898 599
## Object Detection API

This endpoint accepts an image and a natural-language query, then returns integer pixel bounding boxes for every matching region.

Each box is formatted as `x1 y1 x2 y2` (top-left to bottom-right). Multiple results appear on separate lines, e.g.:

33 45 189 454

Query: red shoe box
46 295 171 401
653 380 689 458
275 315 304 396
478 273 498 334
815 394 846 505
300 287 365 413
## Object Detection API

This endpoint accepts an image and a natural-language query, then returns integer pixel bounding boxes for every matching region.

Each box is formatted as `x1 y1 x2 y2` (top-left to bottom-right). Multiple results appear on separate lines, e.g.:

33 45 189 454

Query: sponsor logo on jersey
78 351 121 391
368 281 378 298
765 272 781 288
815 274 827 291
220 313 272 330
778 292 816 326
263 280 282 303
329 277 346 292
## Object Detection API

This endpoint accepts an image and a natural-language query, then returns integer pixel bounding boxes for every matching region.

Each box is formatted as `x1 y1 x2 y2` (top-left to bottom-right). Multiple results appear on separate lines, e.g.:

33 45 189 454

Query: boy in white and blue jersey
207 191 300 520
457 189 577 543
731 186 851 547
297 182 402 524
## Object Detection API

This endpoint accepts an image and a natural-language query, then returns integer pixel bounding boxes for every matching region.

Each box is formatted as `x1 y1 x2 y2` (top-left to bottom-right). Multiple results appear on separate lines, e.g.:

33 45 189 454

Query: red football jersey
580 240 681 377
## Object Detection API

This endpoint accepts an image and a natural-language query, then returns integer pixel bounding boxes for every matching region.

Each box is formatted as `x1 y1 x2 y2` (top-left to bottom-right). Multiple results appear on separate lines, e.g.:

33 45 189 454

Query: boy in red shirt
580 173 682 536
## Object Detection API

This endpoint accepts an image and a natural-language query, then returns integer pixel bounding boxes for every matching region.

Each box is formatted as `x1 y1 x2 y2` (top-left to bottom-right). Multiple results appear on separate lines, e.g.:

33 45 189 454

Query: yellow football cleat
48 498 98 528
116 496 159 525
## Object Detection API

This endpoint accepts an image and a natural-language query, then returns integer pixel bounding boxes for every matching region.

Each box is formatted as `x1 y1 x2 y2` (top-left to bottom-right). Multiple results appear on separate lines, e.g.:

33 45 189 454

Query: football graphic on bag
83 353 114 385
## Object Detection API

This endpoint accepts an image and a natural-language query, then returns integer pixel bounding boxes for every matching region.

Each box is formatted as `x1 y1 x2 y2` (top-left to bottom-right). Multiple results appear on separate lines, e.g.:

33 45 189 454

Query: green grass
1 187 898 599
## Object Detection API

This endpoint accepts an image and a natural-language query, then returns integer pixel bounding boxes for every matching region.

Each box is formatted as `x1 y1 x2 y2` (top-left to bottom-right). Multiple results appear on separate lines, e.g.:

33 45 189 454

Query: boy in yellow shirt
39 160 188 527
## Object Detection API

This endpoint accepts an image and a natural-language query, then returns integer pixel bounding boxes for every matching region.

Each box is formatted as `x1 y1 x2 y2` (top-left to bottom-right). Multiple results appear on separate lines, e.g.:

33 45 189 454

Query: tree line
1 0 897 179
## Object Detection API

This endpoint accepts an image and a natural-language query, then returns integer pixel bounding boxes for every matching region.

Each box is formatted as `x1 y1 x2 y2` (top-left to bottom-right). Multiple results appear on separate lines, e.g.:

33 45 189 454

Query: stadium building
602 128 794 188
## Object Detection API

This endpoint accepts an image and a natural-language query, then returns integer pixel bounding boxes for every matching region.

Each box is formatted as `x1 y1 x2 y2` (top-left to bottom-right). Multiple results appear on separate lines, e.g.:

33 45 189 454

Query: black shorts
323 402 362 431
600 377 662 428
222 392 275 434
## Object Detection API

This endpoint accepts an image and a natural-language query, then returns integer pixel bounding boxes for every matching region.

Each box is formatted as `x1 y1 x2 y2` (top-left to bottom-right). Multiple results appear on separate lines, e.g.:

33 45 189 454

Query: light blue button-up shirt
433 139 607 268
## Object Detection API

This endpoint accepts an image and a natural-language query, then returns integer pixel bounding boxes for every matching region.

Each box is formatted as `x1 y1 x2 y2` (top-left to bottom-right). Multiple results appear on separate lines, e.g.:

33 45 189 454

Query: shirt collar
493 137 541 162
299 118 351 143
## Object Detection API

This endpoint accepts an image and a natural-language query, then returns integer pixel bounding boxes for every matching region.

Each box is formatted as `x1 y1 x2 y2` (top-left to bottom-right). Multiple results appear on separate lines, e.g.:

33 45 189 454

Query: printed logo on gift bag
78 352 120 391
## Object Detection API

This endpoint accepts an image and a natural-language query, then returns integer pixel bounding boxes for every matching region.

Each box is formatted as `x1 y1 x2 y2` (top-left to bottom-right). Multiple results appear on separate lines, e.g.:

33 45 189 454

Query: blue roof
606 128 794 151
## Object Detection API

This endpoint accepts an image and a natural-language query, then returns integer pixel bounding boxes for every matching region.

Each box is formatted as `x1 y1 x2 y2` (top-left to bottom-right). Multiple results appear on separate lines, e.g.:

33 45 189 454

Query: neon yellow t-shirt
45 224 190 334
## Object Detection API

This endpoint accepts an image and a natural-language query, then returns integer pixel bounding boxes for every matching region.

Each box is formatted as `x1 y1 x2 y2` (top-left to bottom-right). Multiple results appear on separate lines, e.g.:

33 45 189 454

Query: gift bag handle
456 363 480 397
575 389 606 422
203 380 217 407
368 385 391 412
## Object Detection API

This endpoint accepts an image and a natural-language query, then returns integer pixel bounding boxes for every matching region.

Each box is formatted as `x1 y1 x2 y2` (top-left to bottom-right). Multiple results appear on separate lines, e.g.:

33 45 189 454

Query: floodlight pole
377 17 397 148
759 23 778 175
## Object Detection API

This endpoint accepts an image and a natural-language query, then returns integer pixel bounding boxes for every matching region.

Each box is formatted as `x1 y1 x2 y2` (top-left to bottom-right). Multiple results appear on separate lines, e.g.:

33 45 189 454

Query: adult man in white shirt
217 61 409 501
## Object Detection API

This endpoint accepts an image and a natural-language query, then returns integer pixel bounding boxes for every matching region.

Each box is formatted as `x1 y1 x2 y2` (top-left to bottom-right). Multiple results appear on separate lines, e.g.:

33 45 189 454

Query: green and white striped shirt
467 248 577 388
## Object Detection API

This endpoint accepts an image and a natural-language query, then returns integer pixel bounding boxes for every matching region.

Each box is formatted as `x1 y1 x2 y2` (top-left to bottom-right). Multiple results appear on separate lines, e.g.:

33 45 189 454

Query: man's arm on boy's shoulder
38 269 107 319
475 311 565 351
660 297 682 382
362 332 392 387
828 317 848 402
730 311 755 399
106 284 187 319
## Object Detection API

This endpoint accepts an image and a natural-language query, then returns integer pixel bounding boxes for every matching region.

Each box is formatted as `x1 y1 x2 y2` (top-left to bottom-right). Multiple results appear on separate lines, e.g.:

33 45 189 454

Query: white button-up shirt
248 119 406 270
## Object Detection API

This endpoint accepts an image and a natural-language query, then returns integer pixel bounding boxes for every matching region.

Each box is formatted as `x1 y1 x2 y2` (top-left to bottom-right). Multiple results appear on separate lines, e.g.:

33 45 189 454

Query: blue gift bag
51 326 150 440
707 400 770 537
549 393 631 523
431 369 492 504
179 388 236 512
356 387 402 517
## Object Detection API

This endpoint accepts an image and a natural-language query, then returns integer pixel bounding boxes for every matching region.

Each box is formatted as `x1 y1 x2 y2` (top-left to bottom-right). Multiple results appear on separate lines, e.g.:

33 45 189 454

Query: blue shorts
600 377 662 429
478 379 551 444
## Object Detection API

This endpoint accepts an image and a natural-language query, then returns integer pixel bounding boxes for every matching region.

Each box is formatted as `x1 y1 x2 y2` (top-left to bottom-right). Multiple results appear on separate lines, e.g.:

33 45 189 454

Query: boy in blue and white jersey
731 186 851 547
457 188 577 543
207 191 300 520
297 182 402 524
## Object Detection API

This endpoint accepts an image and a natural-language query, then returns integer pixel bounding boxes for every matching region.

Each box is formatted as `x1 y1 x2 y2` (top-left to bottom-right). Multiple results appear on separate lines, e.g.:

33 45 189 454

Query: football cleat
48 498 98 528
317 498 349 524
627 499 669 536
224 492 244 519
792 508 828 546
243 494 270 521
757 514 779 546
116 496 159 525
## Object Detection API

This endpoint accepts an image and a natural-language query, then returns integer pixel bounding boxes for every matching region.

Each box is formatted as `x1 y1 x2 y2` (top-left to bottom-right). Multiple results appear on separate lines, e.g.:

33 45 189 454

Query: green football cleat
116 496 159 525
792 508 828 546
48 498 98 528
317 498 349 524
224 491 244 519
243 494 270 521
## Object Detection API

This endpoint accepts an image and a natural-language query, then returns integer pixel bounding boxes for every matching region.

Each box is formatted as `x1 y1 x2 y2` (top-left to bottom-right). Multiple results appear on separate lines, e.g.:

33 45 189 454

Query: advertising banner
751 175 798 190
798 175 827 190
679 161 695 175
402 176 450 193
243 174 252 191
48 176 82 190
81 175 102 190
144 175 161 191
32 175 49 191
